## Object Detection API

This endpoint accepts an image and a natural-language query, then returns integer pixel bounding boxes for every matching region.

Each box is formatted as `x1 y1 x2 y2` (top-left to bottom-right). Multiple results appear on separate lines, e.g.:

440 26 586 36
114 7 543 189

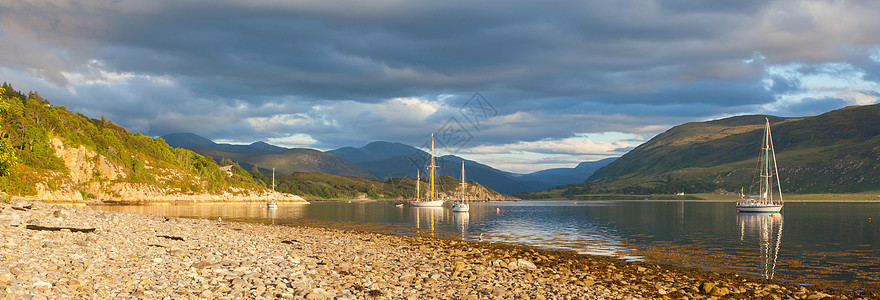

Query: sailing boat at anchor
736 118 784 213
410 134 444 207
452 160 469 212
266 167 278 209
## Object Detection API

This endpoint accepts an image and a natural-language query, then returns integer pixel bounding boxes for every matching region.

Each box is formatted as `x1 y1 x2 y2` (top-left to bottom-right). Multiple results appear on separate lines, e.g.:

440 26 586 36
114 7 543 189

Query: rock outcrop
15 138 306 203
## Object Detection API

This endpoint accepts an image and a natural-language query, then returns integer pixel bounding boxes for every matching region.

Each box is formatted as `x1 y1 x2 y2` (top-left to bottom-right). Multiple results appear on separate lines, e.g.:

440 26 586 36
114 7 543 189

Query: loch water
90 200 880 286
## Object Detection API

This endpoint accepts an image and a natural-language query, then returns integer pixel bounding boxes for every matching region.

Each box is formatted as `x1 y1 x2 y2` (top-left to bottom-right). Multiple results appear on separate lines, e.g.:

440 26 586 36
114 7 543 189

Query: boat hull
452 203 469 212
411 200 444 207
736 204 782 213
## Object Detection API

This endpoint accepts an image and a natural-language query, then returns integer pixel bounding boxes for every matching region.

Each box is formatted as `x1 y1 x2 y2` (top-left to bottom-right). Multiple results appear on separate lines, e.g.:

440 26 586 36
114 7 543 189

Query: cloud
2 0 880 173
467 135 636 156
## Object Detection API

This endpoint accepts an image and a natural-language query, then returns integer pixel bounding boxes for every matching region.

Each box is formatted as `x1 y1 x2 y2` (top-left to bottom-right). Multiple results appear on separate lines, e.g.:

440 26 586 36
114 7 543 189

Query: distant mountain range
328 141 614 195
527 103 880 198
162 133 287 153
165 137 614 195
330 142 535 194
512 158 618 191
174 146 376 178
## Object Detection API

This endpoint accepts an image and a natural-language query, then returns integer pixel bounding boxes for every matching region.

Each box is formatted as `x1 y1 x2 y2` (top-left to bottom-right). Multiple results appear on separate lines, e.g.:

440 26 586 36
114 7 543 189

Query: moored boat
736 118 783 213
452 160 469 212
411 134 444 208
266 167 278 209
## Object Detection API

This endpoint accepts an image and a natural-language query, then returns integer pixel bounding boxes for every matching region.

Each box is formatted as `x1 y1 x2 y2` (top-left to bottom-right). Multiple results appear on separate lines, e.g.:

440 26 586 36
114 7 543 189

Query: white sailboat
452 160 469 212
266 167 278 209
736 118 783 213
411 134 444 207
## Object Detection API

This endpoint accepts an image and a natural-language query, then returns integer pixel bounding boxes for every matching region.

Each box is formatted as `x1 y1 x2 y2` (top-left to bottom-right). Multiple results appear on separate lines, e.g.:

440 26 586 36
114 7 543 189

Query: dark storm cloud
2 0 880 172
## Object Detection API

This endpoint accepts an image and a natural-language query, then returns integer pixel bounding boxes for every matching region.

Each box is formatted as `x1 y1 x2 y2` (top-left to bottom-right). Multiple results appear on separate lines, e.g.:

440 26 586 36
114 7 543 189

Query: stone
700 282 715 294
32 280 52 289
305 288 331 299
517 259 537 270
0 271 13 282
710 286 729 297
0 211 21 226
192 262 213 269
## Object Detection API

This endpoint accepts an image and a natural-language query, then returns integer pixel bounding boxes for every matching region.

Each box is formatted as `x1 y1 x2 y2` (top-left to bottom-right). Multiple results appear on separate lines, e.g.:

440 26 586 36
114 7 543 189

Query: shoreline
1 200 876 299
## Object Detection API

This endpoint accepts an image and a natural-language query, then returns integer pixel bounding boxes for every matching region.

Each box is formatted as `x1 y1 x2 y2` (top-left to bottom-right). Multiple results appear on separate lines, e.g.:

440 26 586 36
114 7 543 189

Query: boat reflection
411 207 444 236
263 205 277 224
453 212 469 237
738 212 784 279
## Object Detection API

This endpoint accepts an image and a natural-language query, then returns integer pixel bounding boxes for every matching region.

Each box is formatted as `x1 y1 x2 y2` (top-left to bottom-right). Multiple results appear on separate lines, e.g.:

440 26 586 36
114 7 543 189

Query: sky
1 0 879 174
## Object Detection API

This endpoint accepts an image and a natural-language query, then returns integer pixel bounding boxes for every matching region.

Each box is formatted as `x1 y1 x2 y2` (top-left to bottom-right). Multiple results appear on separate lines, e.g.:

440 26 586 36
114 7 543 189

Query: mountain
268 172 513 201
327 141 418 163
330 141 614 194
545 104 880 197
186 147 376 178
0 83 299 202
330 142 540 194
514 157 617 191
162 133 287 153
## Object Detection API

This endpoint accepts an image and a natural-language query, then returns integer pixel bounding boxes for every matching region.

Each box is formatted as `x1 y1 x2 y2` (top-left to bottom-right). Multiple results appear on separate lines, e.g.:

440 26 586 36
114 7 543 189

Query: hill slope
187 147 376 178
545 104 880 197
331 141 613 194
327 141 418 163
162 133 286 153
265 172 512 201
0 83 302 202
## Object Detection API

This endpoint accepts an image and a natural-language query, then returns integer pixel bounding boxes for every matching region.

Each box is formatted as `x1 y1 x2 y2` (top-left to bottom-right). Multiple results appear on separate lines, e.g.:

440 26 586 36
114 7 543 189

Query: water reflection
264 206 277 224
411 207 445 236
91 203 306 223
84 201 880 286
453 212 469 237
738 213 784 279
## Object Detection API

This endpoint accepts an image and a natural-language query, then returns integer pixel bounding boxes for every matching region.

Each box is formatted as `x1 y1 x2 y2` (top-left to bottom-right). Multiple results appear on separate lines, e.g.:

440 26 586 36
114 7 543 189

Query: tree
0 97 18 176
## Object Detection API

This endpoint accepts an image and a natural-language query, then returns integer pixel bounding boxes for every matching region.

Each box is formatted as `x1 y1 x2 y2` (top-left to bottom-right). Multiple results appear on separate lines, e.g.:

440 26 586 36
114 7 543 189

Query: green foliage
0 100 17 176
0 83 267 196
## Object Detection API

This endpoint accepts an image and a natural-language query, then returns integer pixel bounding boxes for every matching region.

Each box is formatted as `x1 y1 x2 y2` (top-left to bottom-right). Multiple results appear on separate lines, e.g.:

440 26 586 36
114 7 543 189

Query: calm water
90 201 880 286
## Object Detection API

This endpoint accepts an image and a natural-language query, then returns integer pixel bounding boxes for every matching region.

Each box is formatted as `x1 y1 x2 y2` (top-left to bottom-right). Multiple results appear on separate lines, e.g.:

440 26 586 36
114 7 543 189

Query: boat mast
416 169 420 201
460 160 466 202
429 133 436 200
768 119 784 205
761 118 772 205
272 167 276 192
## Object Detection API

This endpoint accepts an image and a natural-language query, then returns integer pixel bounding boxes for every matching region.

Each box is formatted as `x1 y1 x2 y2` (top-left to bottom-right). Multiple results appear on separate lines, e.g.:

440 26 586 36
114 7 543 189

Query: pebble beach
0 200 875 299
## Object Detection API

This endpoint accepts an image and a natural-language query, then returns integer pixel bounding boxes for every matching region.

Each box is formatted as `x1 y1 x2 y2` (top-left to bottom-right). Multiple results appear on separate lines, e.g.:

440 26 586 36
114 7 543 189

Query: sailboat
452 161 470 212
266 167 278 209
736 118 784 213
411 134 444 207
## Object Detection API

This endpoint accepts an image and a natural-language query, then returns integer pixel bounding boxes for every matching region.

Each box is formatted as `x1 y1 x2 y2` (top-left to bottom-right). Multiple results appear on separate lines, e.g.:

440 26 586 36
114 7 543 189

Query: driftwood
157 235 184 241
25 225 96 233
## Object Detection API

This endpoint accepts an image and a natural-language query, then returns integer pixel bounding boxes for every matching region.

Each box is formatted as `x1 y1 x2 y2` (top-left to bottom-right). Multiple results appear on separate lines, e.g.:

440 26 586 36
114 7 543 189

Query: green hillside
188 147 375 178
526 104 880 198
0 83 279 201
256 171 510 201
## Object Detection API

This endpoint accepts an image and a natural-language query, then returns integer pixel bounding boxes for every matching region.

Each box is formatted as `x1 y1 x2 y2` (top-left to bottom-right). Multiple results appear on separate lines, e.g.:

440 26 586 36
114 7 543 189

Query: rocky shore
0 200 874 299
